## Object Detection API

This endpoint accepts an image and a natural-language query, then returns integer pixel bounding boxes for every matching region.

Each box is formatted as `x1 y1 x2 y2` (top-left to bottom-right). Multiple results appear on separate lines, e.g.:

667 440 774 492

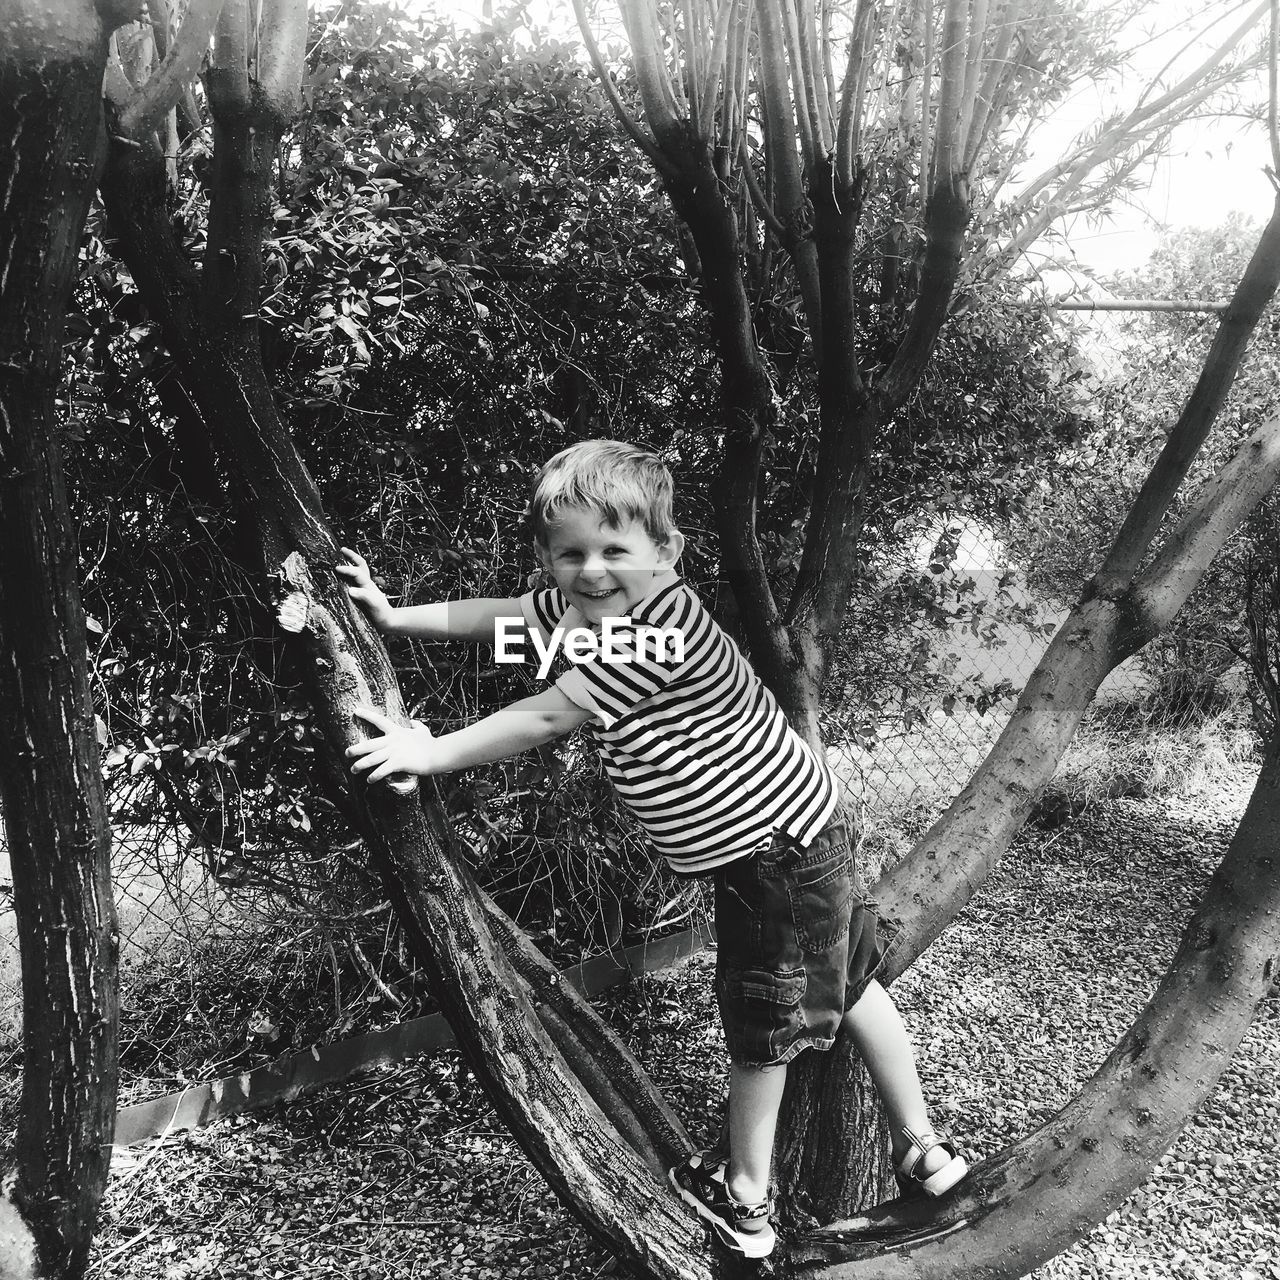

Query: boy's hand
347 706 434 788
336 548 396 631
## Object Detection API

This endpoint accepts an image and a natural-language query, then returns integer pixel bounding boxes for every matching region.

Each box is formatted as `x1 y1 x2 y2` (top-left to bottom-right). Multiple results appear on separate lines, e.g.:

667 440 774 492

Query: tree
573 0 1280 1233
0 0 135 1274
66 3 1076 981
7 2 1280 1278
97 4 709 1276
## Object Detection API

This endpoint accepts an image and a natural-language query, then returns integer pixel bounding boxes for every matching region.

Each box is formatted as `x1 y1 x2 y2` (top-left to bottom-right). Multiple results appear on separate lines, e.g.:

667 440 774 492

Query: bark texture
0 1 125 1274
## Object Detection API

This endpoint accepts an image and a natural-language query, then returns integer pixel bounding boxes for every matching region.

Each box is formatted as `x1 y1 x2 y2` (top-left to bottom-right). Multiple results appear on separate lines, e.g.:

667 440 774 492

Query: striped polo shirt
518 576 838 873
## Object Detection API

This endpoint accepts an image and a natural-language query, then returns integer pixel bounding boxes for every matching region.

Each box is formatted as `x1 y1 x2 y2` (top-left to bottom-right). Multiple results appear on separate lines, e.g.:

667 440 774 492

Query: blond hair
528 440 676 545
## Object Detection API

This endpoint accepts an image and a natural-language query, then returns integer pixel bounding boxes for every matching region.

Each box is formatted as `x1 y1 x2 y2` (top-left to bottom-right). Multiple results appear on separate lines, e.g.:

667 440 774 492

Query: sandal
896 1126 967 1197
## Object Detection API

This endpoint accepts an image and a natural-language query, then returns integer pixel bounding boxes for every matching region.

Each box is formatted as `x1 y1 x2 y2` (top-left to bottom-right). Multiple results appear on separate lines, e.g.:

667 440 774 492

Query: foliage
66 2 719 989
64 0 1083 999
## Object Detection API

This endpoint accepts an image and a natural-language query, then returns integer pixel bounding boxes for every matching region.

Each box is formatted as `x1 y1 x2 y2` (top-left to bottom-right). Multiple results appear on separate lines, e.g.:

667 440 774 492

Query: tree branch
1134 414 1280 622
957 0 990 150
1271 0 1280 176
571 0 677 175
740 133 789 238
755 0 824 340
1094 193 1280 591
100 124 712 1280
1012 3 1265 218
790 750 1280 1278
254 0 307 114
796 0 833 157
695 0 741 141
875 412 1280 980
961 0 1022 172
207 0 249 111
918 0 933 212
930 0 968 183
615 0 685 139
119 0 224 138
835 0 877 190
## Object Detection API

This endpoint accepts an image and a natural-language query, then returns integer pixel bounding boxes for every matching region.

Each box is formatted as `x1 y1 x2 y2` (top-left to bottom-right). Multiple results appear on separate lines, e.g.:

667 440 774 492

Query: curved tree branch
99 107 712 1280
1095 194 1280 592
616 0 685 141
740 132 789 238
789 748 1280 1278
876 411 1280 979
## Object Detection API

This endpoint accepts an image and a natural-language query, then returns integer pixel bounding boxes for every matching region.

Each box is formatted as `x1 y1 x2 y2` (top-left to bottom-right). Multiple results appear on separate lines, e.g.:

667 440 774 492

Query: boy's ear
657 529 685 569
534 539 551 571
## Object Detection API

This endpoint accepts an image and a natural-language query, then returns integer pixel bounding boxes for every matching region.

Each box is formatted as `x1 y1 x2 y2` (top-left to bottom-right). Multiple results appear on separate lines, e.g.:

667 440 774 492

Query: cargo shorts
712 813 897 1068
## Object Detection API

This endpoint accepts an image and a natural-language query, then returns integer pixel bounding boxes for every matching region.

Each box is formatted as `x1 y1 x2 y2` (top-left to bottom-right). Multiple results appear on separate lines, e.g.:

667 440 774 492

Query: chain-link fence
0 570 1163 1051
842 602 1155 807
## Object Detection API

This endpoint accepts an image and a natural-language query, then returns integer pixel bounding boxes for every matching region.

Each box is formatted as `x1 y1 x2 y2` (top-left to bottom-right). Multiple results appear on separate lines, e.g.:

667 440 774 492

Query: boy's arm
336 547 522 642
346 690 594 783
386 597 526 643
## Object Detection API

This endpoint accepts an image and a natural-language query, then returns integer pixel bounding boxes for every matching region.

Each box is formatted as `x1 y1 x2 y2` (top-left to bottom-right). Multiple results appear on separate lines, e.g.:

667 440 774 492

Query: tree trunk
99 84 713 1280
0 0 127 1273
662 145 822 741
788 173 971 659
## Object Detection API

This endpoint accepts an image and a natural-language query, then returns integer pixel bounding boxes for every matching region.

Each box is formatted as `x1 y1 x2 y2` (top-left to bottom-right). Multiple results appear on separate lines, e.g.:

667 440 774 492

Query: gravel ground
88 779 1280 1280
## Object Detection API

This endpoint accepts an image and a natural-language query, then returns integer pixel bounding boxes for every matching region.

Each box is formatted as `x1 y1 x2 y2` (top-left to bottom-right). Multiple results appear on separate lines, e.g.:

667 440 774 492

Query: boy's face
536 506 683 625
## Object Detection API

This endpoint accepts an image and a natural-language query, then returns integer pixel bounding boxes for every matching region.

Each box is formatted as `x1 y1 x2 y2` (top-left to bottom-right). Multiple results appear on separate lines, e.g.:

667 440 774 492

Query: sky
1021 0 1271 281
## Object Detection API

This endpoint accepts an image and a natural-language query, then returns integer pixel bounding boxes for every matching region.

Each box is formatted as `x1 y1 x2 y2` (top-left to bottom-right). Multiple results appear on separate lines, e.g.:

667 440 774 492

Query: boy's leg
841 978 953 1179
669 1059 782 1257
726 1061 788 1204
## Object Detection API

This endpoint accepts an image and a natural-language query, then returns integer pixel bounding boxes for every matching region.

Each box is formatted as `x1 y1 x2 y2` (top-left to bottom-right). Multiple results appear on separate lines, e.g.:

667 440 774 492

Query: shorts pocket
787 847 855 953
721 965 807 1007
717 965 808 1065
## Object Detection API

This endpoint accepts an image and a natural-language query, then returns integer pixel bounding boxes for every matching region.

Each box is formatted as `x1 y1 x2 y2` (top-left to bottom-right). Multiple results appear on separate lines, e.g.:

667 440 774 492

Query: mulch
87 777 1280 1280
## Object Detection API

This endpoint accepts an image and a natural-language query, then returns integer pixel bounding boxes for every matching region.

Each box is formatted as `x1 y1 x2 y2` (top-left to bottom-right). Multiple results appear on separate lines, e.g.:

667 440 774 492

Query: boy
338 440 965 1258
